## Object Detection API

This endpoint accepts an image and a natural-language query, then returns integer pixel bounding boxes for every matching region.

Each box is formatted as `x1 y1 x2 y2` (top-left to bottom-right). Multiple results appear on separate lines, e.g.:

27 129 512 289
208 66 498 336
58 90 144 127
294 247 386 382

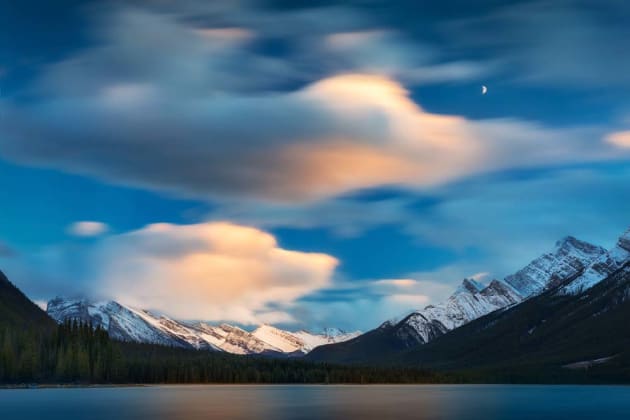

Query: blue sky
1 0 630 330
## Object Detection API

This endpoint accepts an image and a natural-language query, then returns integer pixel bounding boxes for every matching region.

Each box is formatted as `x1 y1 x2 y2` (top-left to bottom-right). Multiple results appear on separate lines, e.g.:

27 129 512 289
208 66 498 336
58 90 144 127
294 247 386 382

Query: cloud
322 30 492 84
445 0 630 88
606 131 630 148
404 165 630 277
293 272 463 330
470 272 490 282
1 6 624 204
194 27 256 44
67 221 109 237
372 278 417 288
89 222 338 324
211 164 630 329
209 196 413 237
5 217 480 330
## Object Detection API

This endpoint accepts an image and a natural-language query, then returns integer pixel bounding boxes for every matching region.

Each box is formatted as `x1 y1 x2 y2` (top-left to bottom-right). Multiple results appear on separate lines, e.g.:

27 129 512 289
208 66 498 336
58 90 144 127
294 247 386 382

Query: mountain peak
559 226 630 295
554 235 605 256
455 278 485 295
555 235 580 249
379 320 395 330
617 227 630 252
505 236 606 297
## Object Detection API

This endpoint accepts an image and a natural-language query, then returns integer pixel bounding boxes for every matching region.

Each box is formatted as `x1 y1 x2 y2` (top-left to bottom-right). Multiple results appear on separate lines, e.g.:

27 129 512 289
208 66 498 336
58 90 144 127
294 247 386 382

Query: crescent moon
482 85 488 95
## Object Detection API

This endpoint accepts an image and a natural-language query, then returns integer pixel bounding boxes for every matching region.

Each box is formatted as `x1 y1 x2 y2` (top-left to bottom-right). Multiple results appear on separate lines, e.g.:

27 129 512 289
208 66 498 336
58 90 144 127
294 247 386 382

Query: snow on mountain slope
293 328 362 352
504 236 607 297
124 307 220 350
193 322 279 354
253 325 362 353
397 278 522 344
46 297 358 355
390 236 606 346
252 325 305 353
559 228 630 295
47 298 194 348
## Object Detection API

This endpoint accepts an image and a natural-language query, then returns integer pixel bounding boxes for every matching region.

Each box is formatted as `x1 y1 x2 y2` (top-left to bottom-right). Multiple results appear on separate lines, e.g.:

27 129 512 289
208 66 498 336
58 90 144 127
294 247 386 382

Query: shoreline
2 382 629 389
0 384 148 389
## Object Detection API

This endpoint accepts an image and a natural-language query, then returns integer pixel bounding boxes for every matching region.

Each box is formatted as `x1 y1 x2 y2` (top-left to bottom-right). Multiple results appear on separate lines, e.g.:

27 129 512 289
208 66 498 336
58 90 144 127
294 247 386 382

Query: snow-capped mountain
559 228 630 295
307 233 625 364
385 236 607 346
504 236 607 296
46 298 219 349
46 297 359 355
388 249 630 371
393 278 522 345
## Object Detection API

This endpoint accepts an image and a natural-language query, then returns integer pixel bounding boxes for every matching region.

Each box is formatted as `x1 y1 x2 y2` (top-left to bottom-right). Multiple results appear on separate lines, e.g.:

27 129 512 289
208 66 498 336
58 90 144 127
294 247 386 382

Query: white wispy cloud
67 221 109 237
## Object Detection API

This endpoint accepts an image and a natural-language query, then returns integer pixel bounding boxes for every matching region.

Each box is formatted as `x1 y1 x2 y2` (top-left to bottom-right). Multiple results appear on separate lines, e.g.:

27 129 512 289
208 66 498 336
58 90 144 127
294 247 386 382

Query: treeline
0 320 444 384
1 320 112 383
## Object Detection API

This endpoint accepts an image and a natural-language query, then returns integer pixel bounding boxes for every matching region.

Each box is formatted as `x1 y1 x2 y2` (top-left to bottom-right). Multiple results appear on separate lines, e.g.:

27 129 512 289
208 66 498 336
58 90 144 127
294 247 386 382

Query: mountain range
395 257 630 377
46 297 360 356
0 269 436 385
2 226 630 381
31 226 630 365
307 227 630 367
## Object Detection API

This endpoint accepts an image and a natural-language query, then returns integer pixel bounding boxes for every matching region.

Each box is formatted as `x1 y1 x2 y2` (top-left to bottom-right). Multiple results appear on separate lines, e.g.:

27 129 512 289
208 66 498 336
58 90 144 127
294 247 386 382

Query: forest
0 320 444 384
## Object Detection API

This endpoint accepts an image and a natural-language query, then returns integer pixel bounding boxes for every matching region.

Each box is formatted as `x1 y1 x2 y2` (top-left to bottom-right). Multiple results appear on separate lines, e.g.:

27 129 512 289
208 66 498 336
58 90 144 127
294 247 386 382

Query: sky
1 0 630 331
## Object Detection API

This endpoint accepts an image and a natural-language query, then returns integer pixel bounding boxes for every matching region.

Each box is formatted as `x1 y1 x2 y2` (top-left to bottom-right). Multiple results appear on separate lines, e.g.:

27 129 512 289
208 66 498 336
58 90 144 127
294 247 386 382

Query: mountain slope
504 236 606 296
305 277 523 365
307 236 609 364
398 260 630 375
251 325 360 354
559 228 630 295
46 298 202 349
0 270 55 332
393 236 604 346
47 297 359 355
399 278 522 345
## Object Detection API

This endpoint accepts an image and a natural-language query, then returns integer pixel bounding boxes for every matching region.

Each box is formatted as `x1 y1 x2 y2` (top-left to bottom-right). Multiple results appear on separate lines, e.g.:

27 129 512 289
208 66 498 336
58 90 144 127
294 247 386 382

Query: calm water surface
0 385 628 419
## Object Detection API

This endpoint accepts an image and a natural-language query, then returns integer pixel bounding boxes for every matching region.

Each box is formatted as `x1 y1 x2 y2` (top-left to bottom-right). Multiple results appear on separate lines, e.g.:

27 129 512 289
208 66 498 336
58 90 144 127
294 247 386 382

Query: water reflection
0 385 629 420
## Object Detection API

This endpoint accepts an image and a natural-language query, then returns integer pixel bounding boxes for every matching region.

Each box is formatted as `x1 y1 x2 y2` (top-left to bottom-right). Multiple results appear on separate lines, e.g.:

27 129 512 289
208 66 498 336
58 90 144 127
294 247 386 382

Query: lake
0 385 628 419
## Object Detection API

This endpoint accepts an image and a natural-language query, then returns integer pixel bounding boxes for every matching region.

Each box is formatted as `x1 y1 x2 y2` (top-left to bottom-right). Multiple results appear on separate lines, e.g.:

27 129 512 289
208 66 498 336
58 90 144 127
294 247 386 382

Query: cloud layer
90 222 337 324
1 6 625 204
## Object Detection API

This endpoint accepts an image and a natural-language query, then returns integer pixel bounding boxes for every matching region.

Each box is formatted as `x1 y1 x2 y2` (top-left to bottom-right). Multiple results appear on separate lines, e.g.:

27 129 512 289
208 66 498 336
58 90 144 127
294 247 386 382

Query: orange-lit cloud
279 142 419 200
94 222 338 324
372 279 417 288
605 131 630 148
